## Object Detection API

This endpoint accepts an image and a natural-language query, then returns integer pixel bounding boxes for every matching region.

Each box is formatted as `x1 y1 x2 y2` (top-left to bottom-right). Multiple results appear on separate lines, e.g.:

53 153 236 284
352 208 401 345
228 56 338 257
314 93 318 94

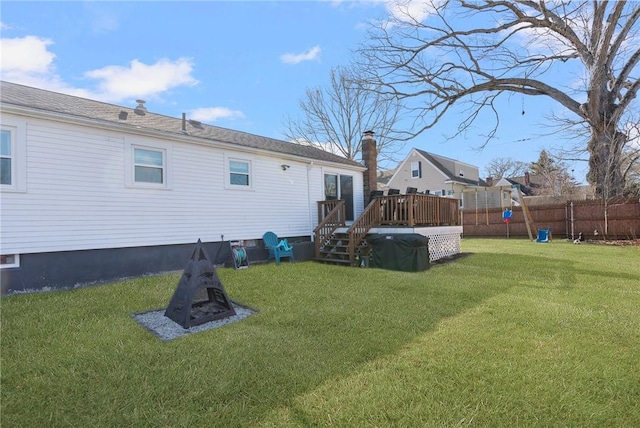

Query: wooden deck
314 194 460 266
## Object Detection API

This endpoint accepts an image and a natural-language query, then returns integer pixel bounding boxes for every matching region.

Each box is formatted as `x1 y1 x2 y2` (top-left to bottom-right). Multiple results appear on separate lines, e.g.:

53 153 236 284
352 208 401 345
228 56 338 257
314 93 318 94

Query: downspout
307 161 314 241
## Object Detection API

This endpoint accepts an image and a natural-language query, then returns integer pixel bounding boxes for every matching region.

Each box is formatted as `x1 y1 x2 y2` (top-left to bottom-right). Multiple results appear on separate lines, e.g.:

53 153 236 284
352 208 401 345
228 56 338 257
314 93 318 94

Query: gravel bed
133 302 257 342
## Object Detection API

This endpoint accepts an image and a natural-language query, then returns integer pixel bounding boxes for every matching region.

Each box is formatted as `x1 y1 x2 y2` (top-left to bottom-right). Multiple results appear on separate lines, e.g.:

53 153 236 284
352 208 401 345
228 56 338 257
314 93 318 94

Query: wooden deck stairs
315 231 352 266
313 194 460 267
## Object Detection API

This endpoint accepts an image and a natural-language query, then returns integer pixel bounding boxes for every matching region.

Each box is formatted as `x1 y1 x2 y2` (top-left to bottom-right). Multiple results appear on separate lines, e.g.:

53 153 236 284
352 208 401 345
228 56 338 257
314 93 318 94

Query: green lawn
1 239 639 427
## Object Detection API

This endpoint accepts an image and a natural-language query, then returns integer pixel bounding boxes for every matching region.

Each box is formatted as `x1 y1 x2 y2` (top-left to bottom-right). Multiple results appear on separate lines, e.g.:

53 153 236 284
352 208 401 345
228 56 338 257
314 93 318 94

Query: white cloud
190 107 245 123
84 58 199 102
374 0 444 27
0 32 243 123
0 33 199 103
1 35 56 74
280 46 321 65
0 35 86 97
385 0 439 23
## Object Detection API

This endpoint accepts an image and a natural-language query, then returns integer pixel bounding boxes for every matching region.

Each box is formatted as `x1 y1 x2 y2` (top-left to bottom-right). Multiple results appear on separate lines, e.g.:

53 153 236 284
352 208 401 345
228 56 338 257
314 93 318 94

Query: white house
384 148 486 203
0 81 365 294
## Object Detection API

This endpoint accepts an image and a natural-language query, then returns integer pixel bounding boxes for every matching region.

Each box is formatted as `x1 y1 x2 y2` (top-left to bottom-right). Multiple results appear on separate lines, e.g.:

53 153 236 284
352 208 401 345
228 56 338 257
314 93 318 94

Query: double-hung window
125 139 171 189
229 160 250 186
134 147 165 184
0 121 26 192
226 156 252 189
0 128 13 186
411 161 421 178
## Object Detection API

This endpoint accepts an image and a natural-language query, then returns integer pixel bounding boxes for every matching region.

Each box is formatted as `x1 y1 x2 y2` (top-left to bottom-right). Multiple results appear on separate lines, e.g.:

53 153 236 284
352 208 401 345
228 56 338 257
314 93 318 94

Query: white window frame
324 172 339 200
1 254 20 269
125 139 172 189
0 119 27 193
225 155 253 190
411 161 421 179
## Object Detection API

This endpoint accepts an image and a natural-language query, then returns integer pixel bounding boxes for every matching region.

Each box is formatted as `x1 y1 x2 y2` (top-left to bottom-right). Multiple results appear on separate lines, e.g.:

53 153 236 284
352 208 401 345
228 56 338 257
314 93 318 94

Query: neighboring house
502 172 590 203
376 168 396 192
0 81 365 294
385 148 485 205
507 172 542 195
483 173 589 209
484 176 534 207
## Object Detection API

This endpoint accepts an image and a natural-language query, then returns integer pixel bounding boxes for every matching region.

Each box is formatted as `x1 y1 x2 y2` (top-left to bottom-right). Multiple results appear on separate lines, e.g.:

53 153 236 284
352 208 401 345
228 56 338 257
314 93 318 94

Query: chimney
525 171 530 186
486 177 494 187
361 130 377 202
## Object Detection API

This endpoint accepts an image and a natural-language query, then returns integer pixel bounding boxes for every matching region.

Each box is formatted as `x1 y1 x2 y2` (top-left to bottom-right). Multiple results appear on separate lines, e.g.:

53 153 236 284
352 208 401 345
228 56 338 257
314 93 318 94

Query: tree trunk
586 126 626 199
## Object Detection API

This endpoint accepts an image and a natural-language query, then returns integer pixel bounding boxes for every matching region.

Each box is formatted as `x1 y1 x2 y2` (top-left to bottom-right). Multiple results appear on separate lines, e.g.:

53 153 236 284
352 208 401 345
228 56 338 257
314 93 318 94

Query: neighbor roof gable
415 148 483 186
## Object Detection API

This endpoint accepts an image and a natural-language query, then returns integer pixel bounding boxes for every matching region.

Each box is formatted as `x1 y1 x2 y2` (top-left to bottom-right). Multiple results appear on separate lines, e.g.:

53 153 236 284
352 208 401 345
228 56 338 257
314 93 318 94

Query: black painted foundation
1 238 313 295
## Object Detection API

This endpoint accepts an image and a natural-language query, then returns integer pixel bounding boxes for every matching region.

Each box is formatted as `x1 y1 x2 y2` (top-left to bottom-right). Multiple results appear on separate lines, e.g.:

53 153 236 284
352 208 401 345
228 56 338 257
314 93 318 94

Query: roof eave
1 103 365 171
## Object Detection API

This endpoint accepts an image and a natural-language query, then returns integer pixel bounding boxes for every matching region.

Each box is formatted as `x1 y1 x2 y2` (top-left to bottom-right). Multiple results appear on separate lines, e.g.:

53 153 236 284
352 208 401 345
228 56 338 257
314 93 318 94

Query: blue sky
1 1 588 182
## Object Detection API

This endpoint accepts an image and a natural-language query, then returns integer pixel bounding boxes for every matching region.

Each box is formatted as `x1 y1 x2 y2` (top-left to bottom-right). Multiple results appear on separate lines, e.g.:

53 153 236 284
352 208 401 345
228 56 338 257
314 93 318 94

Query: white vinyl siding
0 114 364 254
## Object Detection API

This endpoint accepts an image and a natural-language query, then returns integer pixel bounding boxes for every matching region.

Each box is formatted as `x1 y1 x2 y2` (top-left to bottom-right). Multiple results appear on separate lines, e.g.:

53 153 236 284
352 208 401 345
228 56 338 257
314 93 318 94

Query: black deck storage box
366 233 430 272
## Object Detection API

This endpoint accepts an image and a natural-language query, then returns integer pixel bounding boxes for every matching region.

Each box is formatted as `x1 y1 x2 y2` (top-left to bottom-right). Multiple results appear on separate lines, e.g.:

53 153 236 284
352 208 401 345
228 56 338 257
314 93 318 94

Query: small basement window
1 254 20 268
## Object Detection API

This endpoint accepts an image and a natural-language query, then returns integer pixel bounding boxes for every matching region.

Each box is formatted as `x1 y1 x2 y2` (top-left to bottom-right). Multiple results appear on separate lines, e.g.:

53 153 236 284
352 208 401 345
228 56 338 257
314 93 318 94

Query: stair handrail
313 200 346 258
346 198 382 265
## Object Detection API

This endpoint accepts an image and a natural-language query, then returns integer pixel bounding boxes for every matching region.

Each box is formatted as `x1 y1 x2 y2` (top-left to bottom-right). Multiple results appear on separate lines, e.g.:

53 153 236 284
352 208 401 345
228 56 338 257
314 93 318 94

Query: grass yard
1 238 639 427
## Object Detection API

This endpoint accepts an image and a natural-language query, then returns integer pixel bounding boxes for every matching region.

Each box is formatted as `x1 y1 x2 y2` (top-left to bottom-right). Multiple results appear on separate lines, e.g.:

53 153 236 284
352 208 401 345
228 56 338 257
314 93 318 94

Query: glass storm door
324 173 354 222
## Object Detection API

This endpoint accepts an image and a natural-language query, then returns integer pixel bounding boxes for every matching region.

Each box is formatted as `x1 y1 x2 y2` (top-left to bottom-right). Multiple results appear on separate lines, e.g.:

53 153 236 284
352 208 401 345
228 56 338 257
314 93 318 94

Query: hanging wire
522 73 526 115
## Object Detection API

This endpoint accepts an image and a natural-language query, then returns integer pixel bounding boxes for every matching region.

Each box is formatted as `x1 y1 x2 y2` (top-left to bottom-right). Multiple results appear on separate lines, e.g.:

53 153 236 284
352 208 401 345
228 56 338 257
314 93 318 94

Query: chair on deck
536 228 551 243
406 187 418 194
262 231 295 265
368 190 384 205
387 188 400 195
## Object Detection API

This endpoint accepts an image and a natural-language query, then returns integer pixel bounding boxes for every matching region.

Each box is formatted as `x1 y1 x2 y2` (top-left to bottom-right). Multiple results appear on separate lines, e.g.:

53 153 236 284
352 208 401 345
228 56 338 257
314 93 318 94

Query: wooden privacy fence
462 199 640 240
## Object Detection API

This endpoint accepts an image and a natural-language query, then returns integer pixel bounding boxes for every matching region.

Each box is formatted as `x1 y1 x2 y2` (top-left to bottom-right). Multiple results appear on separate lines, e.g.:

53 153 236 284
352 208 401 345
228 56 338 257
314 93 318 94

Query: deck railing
314 200 346 258
377 194 459 226
317 199 345 223
347 198 381 264
316 195 459 265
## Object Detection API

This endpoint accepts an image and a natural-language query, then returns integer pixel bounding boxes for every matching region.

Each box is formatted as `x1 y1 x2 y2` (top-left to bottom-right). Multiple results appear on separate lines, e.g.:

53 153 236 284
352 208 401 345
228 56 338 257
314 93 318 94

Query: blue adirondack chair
262 232 295 265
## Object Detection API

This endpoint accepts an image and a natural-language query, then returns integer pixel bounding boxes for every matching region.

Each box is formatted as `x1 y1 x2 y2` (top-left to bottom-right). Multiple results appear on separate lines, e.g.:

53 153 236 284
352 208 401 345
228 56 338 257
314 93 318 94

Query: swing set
460 185 538 241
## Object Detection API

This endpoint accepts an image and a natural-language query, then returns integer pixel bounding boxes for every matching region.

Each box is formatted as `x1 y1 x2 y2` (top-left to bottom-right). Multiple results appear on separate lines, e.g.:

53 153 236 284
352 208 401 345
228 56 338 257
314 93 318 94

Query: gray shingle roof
415 149 485 186
0 81 361 168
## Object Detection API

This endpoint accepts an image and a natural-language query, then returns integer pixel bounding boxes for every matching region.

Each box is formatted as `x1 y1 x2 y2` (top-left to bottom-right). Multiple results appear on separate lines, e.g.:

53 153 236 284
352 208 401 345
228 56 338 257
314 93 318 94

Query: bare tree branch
282 66 406 167
355 0 640 198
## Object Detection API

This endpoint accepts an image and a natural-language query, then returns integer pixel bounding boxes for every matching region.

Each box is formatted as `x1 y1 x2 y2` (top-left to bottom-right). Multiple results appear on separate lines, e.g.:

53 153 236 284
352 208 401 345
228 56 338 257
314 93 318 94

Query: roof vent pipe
181 113 187 133
133 99 147 116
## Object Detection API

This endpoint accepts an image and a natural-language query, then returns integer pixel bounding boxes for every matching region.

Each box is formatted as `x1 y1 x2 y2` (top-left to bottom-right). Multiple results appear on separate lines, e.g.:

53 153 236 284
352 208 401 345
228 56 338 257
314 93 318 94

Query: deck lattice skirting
369 226 462 262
